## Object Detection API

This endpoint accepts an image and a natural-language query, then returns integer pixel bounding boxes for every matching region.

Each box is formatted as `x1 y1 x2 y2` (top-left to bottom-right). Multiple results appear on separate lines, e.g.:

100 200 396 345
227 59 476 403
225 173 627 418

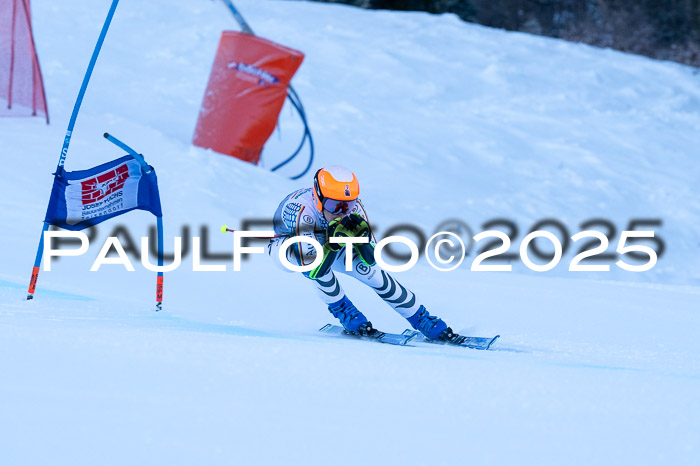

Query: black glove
325 217 346 251
344 213 375 266
341 212 371 238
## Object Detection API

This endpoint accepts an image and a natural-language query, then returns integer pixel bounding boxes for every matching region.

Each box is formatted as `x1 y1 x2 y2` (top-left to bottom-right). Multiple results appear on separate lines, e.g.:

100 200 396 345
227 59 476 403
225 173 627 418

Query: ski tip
401 329 421 342
487 335 501 350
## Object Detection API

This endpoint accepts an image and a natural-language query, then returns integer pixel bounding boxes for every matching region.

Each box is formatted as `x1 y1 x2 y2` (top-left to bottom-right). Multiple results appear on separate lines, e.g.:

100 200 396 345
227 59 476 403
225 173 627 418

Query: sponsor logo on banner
65 160 141 225
227 61 280 86
81 164 130 204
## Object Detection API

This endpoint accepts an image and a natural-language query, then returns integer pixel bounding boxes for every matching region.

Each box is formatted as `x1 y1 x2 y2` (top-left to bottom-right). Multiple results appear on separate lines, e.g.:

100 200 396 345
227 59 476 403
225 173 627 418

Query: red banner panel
193 31 304 164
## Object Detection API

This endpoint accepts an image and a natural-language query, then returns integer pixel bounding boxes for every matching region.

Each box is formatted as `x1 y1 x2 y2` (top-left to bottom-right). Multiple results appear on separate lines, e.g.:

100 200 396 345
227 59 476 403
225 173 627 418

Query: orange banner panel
193 31 304 164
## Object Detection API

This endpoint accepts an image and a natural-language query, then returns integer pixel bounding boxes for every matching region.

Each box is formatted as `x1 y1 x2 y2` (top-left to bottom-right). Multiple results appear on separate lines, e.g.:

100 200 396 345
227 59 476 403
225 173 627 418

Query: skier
268 165 456 341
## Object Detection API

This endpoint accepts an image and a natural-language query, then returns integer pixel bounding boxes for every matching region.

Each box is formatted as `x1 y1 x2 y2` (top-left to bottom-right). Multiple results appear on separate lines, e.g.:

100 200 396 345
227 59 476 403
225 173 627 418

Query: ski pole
220 225 324 239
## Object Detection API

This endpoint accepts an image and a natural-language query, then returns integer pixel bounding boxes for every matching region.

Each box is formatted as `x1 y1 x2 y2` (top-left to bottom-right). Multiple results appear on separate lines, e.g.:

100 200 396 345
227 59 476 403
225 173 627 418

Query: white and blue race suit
267 187 421 318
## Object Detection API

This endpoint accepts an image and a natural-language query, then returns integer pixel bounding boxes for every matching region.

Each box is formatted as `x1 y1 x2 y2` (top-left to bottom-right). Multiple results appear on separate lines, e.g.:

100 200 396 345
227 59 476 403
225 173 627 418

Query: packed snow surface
1 0 699 465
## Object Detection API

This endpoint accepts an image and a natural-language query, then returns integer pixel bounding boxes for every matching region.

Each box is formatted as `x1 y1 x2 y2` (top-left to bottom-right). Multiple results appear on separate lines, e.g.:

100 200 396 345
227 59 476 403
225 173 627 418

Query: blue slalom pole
104 132 152 172
57 1 120 172
221 0 254 34
105 132 163 310
27 0 121 300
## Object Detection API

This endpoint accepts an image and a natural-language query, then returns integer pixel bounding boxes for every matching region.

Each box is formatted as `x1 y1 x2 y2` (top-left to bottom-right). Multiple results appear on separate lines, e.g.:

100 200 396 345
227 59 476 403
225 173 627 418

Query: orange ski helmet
313 166 360 214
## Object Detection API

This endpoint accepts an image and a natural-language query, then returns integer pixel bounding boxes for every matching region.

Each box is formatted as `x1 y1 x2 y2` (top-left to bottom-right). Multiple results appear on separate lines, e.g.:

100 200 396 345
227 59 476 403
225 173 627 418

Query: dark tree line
312 0 700 67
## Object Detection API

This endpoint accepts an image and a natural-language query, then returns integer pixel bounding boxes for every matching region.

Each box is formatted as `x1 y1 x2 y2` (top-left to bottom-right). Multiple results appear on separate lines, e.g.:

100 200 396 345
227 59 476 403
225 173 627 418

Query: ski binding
402 329 500 350
319 324 417 346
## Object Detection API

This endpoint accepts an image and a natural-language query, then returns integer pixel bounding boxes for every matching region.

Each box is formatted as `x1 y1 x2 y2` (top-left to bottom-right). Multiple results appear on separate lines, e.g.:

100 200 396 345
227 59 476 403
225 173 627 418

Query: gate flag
23 0 171 309
44 154 162 231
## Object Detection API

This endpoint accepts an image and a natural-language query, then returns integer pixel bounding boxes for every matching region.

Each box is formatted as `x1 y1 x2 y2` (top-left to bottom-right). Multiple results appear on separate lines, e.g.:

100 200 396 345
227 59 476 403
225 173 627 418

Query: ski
319 324 417 346
402 329 500 350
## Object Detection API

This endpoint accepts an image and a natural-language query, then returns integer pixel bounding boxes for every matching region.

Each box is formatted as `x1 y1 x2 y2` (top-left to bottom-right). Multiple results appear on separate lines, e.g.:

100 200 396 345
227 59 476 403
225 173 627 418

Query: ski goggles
322 198 357 215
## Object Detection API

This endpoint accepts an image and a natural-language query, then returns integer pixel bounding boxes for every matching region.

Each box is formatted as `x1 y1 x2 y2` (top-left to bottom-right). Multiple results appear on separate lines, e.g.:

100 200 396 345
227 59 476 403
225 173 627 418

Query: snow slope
1 0 699 465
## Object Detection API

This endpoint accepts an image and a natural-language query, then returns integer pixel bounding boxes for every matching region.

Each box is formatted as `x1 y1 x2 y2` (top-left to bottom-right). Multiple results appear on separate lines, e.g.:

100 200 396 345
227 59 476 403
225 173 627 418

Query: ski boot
406 305 452 341
328 296 371 334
